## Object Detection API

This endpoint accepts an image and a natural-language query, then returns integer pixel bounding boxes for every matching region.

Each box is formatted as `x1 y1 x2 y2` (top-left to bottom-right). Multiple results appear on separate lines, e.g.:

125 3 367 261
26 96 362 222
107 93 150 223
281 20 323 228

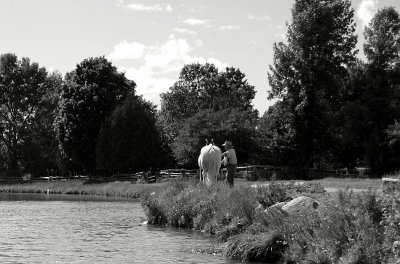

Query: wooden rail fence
0 166 370 183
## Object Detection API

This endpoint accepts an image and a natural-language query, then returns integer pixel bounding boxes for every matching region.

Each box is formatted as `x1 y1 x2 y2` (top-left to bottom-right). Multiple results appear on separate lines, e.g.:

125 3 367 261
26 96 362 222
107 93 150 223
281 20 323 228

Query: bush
380 190 400 260
255 182 290 208
224 231 288 262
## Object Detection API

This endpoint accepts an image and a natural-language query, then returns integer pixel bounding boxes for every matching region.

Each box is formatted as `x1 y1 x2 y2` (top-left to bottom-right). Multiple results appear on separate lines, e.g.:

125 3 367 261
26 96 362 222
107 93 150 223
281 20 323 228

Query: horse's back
198 144 221 185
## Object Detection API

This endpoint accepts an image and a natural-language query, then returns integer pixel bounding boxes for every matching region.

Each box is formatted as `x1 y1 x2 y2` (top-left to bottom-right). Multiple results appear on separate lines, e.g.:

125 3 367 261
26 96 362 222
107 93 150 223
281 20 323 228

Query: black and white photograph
1 0 400 263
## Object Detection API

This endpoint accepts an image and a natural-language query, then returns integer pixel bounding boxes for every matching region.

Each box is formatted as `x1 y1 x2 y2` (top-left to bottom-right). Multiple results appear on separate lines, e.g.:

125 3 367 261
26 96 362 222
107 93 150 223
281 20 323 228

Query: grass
0 177 384 198
0 180 165 198
307 177 383 190
383 170 400 180
140 178 400 263
239 177 383 193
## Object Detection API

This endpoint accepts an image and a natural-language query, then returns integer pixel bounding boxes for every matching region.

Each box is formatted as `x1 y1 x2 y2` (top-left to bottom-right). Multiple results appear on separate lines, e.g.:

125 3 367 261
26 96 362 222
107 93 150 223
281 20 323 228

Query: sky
0 0 399 115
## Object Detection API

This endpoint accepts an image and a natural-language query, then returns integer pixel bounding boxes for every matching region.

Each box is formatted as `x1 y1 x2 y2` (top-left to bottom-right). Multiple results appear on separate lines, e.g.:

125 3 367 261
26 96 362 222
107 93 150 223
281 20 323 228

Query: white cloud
357 0 378 26
126 3 173 12
173 27 198 35
107 40 145 60
113 35 228 107
219 25 240 31
182 18 211 26
247 13 271 21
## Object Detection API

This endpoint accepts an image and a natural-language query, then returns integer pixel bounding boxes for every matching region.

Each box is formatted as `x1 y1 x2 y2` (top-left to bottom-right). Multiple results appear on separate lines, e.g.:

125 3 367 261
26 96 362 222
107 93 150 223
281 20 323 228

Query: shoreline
0 177 384 198
0 180 164 199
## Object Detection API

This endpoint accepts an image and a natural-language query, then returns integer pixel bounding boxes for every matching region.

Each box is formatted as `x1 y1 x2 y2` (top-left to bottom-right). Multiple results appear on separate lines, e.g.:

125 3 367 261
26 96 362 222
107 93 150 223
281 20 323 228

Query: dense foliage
96 95 168 173
21 72 63 177
158 63 258 166
263 2 400 177
267 0 357 176
0 53 57 177
56 57 135 173
172 108 258 166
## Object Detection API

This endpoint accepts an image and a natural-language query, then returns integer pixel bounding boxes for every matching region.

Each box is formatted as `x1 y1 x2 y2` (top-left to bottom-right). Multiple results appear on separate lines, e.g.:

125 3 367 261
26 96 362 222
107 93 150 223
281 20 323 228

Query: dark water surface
0 193 239 264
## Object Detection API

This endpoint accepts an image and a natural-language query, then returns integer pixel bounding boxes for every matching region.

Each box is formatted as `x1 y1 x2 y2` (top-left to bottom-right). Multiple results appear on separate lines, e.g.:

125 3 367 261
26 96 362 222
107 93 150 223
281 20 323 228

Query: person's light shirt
222 148 237 165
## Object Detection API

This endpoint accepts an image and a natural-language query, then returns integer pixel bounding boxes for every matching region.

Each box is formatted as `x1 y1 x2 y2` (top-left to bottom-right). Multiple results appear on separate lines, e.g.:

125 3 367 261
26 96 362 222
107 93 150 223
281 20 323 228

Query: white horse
198 139 221 186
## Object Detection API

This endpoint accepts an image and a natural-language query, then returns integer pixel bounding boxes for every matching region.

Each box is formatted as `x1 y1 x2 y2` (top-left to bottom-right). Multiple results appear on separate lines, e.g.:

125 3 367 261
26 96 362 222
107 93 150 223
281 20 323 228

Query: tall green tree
22 71 63 177
159 63 257 145
364 7 400 70
56 57 135 173
96 95 167 173
267 0 357 176
0 53 54 177
361 7 400 175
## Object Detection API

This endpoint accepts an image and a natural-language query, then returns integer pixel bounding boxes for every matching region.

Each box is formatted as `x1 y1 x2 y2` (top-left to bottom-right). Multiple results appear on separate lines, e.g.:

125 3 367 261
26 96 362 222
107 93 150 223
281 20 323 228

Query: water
0 193 239 264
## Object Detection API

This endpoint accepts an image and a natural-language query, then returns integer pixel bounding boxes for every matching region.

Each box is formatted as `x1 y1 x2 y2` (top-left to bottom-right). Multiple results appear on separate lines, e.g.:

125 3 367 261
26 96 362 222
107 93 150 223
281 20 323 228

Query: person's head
222 140 233 150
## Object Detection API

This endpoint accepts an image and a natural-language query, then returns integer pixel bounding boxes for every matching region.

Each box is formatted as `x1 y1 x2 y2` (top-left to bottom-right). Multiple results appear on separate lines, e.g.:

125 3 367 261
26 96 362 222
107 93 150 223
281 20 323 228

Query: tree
56 57 135 173
267 0 357 176
0 53 53 177
360 7 400 175
96 95 167 174
22 71 63 177
334 60 369 169
172 108 257 167
384 120 400 172
256 101 294 166
364 7 400 70
159 63 257 145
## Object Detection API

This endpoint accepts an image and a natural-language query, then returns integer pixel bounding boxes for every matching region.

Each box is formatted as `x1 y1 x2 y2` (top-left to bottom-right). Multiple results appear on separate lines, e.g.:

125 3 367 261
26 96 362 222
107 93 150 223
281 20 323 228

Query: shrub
380 190 400 260
313 189 384 262
224 230 288 262
140 190 168 225
255 182 290 208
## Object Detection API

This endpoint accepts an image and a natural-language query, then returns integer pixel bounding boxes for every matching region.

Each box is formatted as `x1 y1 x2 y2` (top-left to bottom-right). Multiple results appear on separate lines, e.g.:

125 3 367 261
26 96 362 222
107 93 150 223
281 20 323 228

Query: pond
0 193 241 264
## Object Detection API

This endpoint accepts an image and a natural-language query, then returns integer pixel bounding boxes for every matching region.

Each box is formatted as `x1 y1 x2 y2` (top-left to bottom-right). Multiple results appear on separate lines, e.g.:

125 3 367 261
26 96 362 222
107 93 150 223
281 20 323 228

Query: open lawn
239 177 383 192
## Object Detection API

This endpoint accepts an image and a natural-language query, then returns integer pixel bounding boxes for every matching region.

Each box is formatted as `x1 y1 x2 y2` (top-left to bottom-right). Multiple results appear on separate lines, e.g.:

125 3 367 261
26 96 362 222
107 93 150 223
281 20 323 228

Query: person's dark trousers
226 164 237 186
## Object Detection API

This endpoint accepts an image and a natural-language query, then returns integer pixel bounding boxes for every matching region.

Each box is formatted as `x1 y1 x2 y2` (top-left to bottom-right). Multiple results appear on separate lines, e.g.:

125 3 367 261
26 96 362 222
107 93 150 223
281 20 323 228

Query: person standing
221 141 237 186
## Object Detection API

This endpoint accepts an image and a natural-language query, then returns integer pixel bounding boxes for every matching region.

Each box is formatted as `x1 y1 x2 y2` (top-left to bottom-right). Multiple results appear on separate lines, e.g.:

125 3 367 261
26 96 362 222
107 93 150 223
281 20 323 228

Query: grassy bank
0 177 383 198
140 178 400 263
0 180 165 199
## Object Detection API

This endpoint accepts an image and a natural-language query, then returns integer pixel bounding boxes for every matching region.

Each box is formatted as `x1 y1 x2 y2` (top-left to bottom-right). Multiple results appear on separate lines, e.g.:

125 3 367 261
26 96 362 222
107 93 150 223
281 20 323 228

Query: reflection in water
0 193 239 264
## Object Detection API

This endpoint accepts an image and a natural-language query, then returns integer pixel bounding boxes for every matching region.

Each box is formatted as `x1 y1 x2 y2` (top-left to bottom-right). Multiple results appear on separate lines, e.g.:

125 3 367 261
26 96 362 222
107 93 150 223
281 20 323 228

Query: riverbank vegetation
140 178 400 263
0 180 165 198
0 177 383 198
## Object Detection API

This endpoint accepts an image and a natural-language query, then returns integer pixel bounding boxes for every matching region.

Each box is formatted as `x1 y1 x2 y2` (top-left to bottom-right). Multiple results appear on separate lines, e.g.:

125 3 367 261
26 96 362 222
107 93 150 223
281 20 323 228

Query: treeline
260 1 400 177
1 0 400 179
0 55 169 178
